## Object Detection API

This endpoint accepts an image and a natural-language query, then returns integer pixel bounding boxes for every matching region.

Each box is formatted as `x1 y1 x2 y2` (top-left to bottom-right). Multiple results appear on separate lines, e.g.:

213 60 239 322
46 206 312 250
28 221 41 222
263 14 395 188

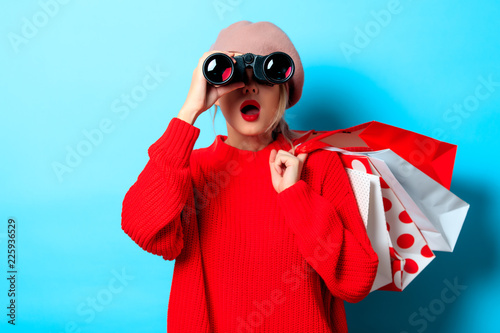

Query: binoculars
202 51 295 86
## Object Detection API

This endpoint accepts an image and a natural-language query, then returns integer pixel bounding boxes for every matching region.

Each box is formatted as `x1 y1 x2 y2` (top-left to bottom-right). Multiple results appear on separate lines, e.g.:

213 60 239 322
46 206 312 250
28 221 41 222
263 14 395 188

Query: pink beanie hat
208 20 304 109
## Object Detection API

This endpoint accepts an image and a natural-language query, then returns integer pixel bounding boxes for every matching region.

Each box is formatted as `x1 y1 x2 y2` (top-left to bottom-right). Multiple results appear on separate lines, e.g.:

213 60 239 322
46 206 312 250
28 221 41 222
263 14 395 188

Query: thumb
297 153 308 163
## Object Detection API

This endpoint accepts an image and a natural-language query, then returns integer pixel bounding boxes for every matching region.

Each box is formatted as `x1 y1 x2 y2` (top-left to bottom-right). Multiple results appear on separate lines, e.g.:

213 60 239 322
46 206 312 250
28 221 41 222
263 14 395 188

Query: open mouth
240 100 261 115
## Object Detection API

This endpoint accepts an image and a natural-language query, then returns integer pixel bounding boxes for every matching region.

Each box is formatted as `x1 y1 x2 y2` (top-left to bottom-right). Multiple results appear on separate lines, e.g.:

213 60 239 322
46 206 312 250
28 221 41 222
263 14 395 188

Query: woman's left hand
269 148 308 193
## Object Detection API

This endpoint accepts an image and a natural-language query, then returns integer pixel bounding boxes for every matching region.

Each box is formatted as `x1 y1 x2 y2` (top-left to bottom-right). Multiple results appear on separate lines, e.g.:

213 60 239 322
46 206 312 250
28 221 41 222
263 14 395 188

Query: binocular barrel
202 52 294 86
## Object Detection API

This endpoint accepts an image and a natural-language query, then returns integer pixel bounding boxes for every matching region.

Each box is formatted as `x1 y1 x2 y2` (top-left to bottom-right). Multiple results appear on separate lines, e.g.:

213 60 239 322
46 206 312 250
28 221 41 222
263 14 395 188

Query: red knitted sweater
121 117 379 332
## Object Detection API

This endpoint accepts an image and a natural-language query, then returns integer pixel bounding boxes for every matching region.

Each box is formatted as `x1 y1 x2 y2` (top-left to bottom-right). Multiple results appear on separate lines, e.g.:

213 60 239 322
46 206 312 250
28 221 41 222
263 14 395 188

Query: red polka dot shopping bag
290 121 470 292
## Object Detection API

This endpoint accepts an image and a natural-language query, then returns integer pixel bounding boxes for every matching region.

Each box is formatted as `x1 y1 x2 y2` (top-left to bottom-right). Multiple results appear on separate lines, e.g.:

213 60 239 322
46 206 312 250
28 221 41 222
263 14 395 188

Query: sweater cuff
148 117 201 169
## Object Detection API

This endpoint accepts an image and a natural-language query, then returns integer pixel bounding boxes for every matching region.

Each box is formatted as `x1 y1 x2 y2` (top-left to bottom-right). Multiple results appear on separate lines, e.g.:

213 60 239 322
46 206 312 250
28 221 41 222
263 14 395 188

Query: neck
224 127 275 152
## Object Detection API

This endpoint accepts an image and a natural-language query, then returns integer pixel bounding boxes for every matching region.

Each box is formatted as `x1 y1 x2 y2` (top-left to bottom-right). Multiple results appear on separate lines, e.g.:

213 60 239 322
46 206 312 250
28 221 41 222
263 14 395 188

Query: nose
242 68 258 94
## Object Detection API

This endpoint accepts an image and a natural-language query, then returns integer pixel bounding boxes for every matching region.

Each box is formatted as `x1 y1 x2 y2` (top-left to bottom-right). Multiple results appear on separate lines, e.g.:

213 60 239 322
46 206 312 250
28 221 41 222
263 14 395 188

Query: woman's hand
269 148 308 193
178 50 245 124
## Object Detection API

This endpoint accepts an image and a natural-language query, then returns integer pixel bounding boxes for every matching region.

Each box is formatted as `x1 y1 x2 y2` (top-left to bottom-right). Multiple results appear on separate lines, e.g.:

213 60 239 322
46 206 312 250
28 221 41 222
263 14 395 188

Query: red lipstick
240 100 261 122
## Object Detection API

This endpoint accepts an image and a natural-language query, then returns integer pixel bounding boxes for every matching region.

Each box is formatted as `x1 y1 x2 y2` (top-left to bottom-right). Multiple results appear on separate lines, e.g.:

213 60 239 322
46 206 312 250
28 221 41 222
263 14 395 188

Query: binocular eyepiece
202 51 295 86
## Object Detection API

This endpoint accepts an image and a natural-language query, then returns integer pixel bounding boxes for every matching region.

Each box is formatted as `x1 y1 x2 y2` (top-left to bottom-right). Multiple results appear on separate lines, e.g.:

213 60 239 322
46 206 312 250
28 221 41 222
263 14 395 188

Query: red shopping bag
289 121 467 292
292 121 457 189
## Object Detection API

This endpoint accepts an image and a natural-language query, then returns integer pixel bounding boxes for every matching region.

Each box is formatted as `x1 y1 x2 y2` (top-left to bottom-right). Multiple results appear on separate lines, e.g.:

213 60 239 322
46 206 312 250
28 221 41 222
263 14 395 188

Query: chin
235 127 265 137
233 122 270 136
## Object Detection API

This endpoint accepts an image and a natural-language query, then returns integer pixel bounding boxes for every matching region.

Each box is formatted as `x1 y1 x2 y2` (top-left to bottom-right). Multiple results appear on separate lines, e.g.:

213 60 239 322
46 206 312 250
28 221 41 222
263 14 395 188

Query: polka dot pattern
393 258 401 271
339 155 373 174
373 172 435 290
383 197 392 212
421 245 434 258
404 259 419 274
397 234 414 249
341 152 436 291
351 159 367 173
393 270 402 290
399 211 412 223
389 247 396 258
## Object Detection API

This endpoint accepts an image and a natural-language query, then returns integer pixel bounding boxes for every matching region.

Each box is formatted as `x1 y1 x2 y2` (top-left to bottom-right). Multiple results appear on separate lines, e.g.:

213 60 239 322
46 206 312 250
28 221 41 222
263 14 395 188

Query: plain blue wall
1 1 499 332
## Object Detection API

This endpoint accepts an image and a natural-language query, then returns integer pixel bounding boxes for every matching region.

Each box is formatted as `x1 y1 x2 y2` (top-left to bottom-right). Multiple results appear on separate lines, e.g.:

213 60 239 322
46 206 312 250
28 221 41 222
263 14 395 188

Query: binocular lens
202 52 294 85
203 54 233 84
264 53 293 82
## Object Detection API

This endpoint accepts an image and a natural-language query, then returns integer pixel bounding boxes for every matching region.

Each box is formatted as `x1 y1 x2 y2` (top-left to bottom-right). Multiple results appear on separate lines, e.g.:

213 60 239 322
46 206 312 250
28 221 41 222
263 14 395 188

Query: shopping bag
339 153 436 291
360 149 470 252
291 122 468 252
290 121 469 292
325 146 469 253
344 167 393 291
292 121 457 190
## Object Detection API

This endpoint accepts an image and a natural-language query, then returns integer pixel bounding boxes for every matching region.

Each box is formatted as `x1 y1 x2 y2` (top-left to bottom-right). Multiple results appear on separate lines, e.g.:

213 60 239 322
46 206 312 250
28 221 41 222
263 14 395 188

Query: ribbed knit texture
121 117 379 332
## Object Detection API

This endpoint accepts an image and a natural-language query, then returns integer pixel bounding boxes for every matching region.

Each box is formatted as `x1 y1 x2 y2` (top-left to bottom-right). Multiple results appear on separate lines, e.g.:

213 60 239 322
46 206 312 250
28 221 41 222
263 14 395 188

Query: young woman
121 20 379 333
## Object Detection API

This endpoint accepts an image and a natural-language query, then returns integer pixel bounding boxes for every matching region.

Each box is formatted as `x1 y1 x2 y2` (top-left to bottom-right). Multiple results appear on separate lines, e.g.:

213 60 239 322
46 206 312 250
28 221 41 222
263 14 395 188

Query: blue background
1 0 499 332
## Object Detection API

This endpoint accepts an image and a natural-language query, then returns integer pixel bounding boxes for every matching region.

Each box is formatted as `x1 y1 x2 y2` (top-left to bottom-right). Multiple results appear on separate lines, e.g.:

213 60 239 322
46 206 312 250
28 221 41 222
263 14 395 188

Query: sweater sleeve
277 151 379 303
121 117 200 261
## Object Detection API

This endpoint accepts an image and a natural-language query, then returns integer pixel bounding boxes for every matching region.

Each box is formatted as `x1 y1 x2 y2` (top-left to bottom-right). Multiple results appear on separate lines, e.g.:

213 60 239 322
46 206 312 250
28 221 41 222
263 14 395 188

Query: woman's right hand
178 51 245 124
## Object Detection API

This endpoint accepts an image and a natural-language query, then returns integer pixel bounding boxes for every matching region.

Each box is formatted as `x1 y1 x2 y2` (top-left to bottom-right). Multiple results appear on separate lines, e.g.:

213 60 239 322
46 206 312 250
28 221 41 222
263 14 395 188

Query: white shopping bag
327 147 469 252
363 149 469 252
346 168 392 292
342 154 436 291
